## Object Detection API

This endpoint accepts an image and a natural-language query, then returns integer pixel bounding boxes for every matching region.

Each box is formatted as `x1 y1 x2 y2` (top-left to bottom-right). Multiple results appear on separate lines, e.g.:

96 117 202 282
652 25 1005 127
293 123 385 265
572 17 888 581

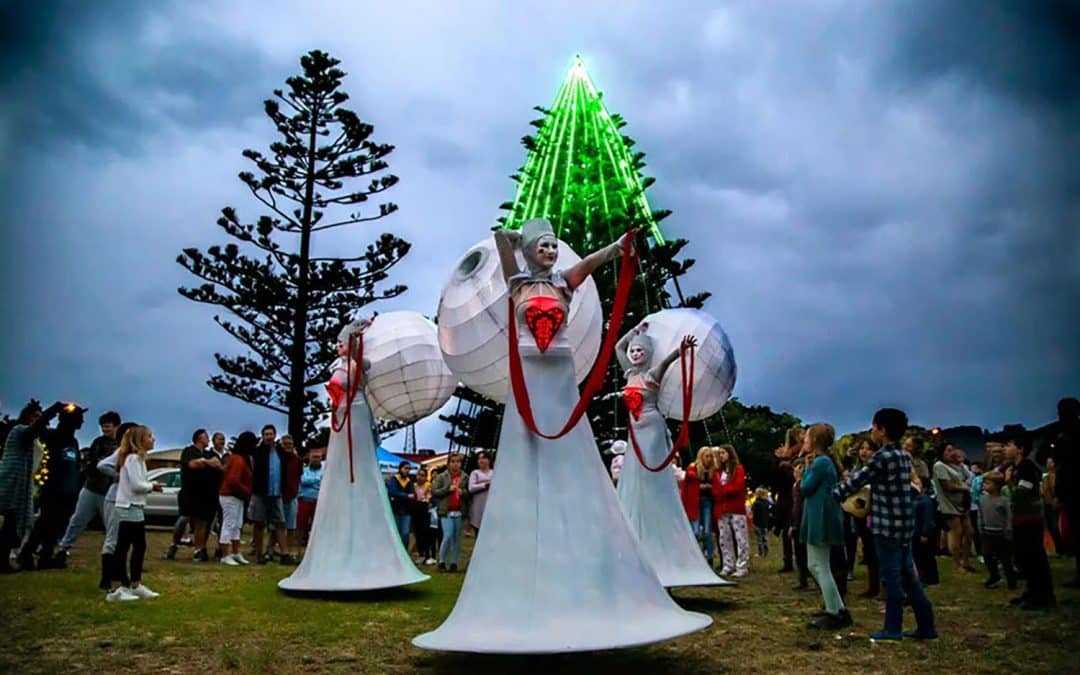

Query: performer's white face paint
628 344 648 366
529 235 559 271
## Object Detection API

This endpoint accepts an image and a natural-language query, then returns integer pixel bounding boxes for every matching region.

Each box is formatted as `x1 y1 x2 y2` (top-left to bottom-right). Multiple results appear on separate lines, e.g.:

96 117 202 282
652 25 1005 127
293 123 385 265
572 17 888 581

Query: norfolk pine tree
177 50 410 440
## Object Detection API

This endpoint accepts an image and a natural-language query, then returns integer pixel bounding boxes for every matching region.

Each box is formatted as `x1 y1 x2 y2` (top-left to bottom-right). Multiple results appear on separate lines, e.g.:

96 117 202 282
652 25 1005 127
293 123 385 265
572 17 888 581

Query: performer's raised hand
681 335 698 350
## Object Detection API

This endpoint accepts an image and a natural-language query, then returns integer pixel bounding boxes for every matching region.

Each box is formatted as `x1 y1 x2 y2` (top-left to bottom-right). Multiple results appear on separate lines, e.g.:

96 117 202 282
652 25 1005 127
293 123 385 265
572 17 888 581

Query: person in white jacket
105 425 163 602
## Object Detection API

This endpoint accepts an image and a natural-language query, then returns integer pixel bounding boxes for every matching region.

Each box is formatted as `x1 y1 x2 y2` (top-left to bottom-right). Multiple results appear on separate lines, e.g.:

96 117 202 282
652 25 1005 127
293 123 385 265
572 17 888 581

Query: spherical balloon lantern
362 311 457 423
436 237 602 403
640 308 736 421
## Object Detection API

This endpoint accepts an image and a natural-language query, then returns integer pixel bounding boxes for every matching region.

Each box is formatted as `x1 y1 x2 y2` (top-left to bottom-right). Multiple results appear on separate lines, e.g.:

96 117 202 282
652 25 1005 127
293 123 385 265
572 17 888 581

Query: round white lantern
436 237 602 403
362 311 457 423
638 308 736 421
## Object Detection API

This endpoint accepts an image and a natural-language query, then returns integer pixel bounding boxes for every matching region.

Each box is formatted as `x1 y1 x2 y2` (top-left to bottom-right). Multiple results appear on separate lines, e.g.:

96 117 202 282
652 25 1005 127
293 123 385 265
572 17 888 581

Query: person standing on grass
681 446 721 568
19 403 86 570
800 423 851 630
272 435 302 561
853 439 881 598
176 429 221 562
752 488 772 557
249 424 291 565
432 453 466 572
911 475 939 586
773 425 804 574
95 421 138 589
107 425 163 602
978 471 1016 590
0 401 62 573
467 451 494 533
387 461 416 550
219 432 254 566
208 431 230 560
1004 435 1055 610
715 444 750 577
297 451 323 548
1053 397 1080 588
933 444 975 575
56 411 121 568
413 467 437 565
834 408 937 641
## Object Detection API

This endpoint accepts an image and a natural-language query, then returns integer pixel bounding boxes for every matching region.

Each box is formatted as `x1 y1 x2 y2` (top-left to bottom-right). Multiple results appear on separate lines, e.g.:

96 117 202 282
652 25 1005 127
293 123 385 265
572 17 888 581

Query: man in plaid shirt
834 408 937 641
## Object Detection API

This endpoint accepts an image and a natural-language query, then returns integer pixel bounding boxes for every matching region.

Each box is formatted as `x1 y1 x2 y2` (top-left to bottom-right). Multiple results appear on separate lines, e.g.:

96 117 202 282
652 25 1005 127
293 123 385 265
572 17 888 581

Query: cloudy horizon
1 1 1077 451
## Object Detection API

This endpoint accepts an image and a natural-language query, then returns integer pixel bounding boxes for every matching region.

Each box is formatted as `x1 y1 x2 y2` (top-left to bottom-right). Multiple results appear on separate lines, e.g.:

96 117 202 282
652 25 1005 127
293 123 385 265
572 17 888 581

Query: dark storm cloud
0 0 278 154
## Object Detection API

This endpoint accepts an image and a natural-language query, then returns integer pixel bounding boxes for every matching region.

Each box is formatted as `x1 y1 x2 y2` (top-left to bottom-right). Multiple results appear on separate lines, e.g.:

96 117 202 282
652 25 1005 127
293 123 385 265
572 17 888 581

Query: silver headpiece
628 329 654 361
521 218 556 252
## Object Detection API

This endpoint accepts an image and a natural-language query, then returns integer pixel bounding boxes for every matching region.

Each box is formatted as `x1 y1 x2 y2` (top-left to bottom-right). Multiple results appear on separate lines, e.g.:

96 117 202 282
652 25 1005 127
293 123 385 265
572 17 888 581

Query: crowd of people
606 398 1079 638
0 402 499 602
1 395 1077 632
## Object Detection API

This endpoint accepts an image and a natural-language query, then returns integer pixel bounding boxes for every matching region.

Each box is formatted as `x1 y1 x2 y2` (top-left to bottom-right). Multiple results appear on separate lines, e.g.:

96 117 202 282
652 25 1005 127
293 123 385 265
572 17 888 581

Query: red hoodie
716 464 746 516
680 463 721 520
281 452 302 501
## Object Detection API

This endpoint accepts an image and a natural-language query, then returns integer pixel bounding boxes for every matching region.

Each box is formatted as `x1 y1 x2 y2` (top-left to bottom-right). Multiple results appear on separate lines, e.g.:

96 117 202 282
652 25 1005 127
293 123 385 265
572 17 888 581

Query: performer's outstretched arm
563 233 629 291
493 229 522 282
648 335 697 383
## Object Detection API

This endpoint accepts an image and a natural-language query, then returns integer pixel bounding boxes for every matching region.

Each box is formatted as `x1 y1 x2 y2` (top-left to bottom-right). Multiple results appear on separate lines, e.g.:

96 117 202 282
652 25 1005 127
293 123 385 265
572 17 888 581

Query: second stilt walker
414 219 711 654
616 323 733 587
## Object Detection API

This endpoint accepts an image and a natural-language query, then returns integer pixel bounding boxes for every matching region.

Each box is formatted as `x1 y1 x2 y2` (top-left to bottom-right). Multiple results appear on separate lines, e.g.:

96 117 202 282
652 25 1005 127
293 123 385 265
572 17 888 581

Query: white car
145 467 181 520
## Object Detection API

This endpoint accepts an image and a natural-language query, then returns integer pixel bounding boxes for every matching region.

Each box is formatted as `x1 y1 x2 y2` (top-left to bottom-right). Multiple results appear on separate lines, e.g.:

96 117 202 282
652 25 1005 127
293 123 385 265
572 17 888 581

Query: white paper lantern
436 237 602 403
362 311 457 423
639 308 737 421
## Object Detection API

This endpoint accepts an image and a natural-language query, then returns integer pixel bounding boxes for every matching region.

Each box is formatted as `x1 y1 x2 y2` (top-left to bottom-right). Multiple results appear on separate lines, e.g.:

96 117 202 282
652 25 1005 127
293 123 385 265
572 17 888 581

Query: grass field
1 528 1078 674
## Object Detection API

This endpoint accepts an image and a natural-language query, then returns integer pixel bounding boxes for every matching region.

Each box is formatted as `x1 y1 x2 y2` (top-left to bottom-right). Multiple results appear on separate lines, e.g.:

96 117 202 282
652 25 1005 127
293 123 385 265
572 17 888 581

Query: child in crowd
912 475 939 586
751 487 771 557
978 471 1016 589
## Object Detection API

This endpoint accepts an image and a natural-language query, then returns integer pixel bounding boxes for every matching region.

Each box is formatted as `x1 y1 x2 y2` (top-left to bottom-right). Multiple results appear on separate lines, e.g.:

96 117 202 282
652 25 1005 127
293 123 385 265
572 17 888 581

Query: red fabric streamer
508 233 639 440
328 329 366 483
627 342 696 473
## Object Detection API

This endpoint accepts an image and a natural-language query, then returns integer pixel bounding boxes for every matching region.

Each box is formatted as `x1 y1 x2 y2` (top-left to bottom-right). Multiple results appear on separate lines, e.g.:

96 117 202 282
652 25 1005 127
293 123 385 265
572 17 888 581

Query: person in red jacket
270 435 302 565
681 447 722 567
715 444 750 577
219 432 255 566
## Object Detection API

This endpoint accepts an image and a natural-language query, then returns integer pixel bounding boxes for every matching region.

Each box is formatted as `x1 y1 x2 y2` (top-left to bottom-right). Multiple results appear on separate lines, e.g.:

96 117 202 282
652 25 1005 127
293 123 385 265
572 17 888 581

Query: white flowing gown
279 368 428 592
413 282 711 653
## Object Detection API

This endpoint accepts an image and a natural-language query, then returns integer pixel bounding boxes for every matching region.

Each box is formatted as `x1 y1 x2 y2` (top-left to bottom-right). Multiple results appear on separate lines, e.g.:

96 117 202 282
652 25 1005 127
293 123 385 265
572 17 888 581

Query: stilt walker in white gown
615 323 733 587
413 219 711 654
279 318 429 592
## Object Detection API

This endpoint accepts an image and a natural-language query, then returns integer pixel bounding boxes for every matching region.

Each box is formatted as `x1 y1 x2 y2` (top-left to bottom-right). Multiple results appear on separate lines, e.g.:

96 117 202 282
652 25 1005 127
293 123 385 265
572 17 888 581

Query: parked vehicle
145 467 181 520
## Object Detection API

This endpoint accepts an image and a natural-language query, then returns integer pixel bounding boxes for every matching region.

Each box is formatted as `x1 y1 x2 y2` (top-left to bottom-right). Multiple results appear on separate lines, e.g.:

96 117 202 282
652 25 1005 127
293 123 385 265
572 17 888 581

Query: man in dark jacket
55 411 121 567
1006 434 1055 610
19 403 86 569
249 425 292 564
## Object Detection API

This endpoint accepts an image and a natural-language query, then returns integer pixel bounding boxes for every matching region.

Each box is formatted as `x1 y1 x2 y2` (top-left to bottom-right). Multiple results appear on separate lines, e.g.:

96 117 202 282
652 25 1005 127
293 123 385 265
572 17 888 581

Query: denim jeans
695 499 715 560
440 513 463 565
875 535 936 636
59 488 107 550
394 514 412 550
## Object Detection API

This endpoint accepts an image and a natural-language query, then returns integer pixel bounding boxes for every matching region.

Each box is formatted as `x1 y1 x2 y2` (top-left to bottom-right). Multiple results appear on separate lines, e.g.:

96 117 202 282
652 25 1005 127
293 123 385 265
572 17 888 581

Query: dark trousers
856 518 879 593
414 516 435 559
780 525 794 569
113 520 147 586
913 534 940 585
21 494 77 561
1013 521 1055 604
0 509 19 563
844 528 859 574
1063 501 1080 578
875 535 936 637
969 510 982 559
795 535 809 585
982 531 1016 587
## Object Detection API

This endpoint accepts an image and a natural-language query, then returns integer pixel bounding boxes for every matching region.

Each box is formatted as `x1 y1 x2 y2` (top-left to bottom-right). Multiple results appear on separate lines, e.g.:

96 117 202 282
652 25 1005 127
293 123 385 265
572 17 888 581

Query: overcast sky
1 1 1077 451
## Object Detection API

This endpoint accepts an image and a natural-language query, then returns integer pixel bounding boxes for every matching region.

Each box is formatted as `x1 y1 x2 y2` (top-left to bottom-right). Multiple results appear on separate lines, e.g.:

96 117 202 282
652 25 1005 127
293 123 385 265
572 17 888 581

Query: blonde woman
681 447 721 566
106 426 163 602
800 423 850 629
715 445 750 577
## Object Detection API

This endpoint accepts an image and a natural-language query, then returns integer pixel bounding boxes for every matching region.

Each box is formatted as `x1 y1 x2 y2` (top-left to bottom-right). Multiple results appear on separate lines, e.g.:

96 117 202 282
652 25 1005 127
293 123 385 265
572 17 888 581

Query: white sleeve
97 449 120 477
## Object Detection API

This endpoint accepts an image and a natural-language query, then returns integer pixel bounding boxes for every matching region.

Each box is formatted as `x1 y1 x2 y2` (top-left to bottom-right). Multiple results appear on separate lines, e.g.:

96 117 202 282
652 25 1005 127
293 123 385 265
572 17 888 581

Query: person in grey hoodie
978 471 1016 589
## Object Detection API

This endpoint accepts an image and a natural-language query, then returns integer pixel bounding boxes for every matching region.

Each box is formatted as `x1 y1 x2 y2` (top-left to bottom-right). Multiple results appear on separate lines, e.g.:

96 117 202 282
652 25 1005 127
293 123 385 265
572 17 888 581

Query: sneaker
732 569 749 578
50 550 69 569
279 554 298 566
16 551 35 571
261 552 274 564
985 578 1001 589
809 610 852 630
193 549 209 562
222 554 240 566
165 545 178 561
130 584 159 599
902 629 939 640
847 572 856 581
425 558 436 565
449 563 459 573
869 630 902 642
235 554 251 565
106 587 139 602
438 562 447 572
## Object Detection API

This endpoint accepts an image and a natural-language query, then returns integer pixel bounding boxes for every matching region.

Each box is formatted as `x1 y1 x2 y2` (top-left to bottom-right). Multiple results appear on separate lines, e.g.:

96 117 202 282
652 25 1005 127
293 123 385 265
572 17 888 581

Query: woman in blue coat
799 423 851 629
